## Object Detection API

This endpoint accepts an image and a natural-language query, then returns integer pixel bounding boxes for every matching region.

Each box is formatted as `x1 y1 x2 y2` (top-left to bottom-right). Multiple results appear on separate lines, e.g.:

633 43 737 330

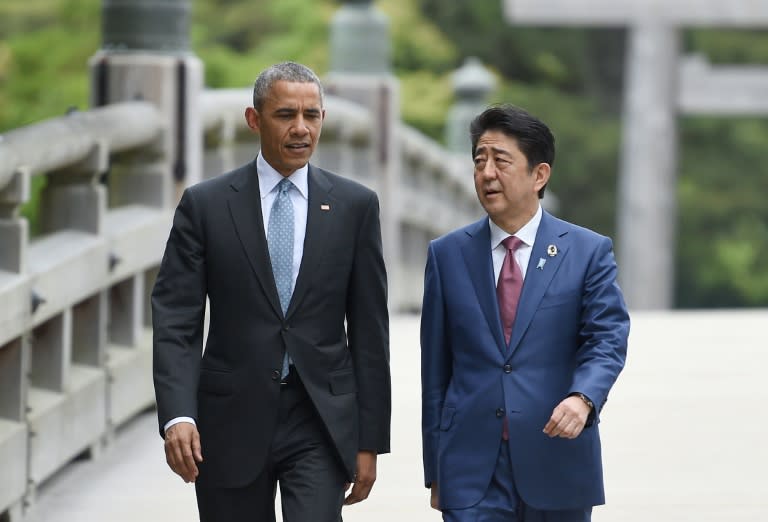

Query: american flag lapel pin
320 204 330 211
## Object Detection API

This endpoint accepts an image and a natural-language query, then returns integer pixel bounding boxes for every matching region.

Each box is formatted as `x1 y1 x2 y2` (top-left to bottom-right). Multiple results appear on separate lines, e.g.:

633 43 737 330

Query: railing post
326 0 403 310
89 0 203 206
0 166 30 522
0 167 29 273
329 0 390 75
445 57 495 154
38 141 108 236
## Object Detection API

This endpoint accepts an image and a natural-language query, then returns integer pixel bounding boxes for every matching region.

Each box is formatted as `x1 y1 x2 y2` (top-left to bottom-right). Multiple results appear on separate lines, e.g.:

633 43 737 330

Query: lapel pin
320 204 330 211
536 258 546 270
547 244 558 257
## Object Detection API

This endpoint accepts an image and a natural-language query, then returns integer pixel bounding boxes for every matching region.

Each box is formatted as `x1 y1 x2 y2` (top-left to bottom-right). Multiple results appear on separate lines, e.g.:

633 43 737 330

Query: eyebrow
474 145 512 157
273 107 322 115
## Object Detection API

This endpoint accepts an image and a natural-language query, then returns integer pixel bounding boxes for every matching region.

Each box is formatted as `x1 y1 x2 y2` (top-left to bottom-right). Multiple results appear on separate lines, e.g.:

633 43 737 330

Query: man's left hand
344 450 377 505
543 395 591 439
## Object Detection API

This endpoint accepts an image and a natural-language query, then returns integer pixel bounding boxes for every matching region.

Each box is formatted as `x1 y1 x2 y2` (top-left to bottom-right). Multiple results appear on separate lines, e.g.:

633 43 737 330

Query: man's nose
291 117 309 135
479 161 497 179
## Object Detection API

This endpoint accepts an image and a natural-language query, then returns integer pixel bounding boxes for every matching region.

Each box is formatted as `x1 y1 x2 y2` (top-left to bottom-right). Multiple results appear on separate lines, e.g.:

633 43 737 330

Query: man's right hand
164 422 203 483
430 483 440 511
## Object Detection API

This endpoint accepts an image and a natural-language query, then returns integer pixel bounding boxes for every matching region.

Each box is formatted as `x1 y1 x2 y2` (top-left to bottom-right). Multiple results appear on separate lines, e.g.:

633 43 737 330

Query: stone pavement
25 311 768 521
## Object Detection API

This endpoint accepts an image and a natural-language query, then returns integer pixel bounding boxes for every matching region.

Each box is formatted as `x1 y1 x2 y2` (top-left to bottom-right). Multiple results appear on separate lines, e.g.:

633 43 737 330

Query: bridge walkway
24 312 768 521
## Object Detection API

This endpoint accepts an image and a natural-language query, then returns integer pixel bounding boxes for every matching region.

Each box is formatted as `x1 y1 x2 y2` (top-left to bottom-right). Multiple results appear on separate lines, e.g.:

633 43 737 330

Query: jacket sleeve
568 235 630 422
152 188 207 438
345 191 391 453
420 241 452 487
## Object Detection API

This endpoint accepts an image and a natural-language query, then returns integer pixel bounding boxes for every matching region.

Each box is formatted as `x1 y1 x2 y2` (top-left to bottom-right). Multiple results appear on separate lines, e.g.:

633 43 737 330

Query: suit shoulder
429 219 486 251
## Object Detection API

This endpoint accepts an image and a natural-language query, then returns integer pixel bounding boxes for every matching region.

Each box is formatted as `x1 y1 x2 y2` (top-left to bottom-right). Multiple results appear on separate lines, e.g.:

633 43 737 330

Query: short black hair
252 61 324 111
470 105 555 198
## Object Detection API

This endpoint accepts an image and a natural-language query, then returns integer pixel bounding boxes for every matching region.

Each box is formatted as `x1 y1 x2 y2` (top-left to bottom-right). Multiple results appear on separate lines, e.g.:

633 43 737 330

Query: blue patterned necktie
268 177 294 378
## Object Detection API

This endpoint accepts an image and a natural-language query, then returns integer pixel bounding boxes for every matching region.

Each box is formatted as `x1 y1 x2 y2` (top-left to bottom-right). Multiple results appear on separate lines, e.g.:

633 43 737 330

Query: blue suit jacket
421 211 629 511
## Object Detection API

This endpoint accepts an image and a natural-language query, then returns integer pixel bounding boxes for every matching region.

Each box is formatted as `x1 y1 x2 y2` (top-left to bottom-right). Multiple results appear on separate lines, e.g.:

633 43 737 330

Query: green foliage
19 175 48 237
687 29 768 64
0 0 98 233
676 116 768 307
1 0 767 307
398 71 454 141
417 0 626 109
0 0 99 131
377 0 457 73
193 0 335 88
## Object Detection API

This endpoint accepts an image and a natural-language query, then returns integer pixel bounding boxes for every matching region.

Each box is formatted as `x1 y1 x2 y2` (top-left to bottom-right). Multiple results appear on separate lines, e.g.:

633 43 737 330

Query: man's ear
534 163 551 192
245 107 260 133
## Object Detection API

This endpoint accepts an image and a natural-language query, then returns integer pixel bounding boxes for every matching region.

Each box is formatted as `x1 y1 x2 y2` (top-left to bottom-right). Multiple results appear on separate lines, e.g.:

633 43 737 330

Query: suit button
271 369 280 380
503 364 512 373
282 324 289 332
496 408 505 418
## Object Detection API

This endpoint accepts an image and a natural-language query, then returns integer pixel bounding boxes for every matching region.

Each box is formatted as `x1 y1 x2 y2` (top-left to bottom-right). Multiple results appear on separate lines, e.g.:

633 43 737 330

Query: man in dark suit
421 105 629 521
152 61 391 522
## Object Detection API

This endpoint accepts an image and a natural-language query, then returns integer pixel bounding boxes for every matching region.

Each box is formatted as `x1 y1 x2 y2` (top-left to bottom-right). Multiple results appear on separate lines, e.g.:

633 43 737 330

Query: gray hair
252 62 324 111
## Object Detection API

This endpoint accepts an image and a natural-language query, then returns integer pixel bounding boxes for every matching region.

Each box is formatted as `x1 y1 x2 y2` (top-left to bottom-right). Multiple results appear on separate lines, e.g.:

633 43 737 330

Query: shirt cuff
164 416 196 434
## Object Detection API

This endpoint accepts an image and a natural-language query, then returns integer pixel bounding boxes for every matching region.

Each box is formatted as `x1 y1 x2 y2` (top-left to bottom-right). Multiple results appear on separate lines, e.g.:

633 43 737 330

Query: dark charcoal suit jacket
152 160 391 487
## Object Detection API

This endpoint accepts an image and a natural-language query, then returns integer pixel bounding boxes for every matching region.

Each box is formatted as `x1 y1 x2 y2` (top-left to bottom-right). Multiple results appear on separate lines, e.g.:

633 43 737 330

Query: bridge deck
24 311 768 521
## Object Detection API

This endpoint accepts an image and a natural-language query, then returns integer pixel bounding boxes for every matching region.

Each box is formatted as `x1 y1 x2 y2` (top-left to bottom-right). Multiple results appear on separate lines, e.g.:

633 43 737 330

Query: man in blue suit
421 105 629 522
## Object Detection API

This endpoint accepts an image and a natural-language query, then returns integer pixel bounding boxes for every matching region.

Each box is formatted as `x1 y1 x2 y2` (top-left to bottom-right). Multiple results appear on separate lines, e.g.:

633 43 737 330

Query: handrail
0 102 164 188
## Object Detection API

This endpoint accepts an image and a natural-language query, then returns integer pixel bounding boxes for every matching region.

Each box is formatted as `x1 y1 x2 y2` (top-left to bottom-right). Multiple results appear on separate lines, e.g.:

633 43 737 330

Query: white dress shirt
164 153 310 434
489 205 543 285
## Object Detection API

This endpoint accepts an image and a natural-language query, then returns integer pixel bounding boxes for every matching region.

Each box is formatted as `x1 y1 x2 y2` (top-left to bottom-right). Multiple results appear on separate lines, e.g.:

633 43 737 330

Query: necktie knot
502 236 523 253
277 178 292 195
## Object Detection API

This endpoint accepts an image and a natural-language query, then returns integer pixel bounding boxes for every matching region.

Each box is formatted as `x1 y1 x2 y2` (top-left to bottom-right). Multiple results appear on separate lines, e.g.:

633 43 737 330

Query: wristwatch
573 392 594 411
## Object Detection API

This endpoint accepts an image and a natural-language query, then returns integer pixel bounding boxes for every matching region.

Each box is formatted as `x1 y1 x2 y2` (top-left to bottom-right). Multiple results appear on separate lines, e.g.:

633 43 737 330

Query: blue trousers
442 443 592 522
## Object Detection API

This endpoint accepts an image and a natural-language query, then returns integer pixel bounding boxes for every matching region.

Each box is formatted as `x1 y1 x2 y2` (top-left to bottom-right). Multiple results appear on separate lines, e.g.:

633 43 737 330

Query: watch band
575 392 594 410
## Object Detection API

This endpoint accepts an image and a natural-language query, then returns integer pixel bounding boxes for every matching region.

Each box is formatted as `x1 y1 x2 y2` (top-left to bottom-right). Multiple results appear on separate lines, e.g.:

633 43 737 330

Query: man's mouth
286 143 310 150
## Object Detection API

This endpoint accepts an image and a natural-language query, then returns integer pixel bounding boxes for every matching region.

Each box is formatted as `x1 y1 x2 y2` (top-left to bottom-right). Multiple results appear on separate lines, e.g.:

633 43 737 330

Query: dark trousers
195 373 347 522
442 443 592 522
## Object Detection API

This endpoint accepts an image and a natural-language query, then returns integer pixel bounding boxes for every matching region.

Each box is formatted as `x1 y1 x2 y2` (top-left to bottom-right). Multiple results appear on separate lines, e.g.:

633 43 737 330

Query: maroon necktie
497 236 524 346
497 236 524 441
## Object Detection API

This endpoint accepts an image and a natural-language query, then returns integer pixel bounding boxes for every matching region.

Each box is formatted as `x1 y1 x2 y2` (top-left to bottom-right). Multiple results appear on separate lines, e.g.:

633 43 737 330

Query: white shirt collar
256 152 309 200
489 205 543 250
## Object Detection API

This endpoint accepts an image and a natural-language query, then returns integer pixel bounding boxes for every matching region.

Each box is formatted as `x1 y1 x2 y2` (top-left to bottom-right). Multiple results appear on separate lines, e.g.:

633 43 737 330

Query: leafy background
1 0 766 308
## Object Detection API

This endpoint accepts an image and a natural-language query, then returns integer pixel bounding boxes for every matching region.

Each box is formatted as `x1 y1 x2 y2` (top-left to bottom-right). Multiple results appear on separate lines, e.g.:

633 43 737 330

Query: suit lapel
227 161 283 318
507 212 569 357
286 165 334 318
460 218 506 354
